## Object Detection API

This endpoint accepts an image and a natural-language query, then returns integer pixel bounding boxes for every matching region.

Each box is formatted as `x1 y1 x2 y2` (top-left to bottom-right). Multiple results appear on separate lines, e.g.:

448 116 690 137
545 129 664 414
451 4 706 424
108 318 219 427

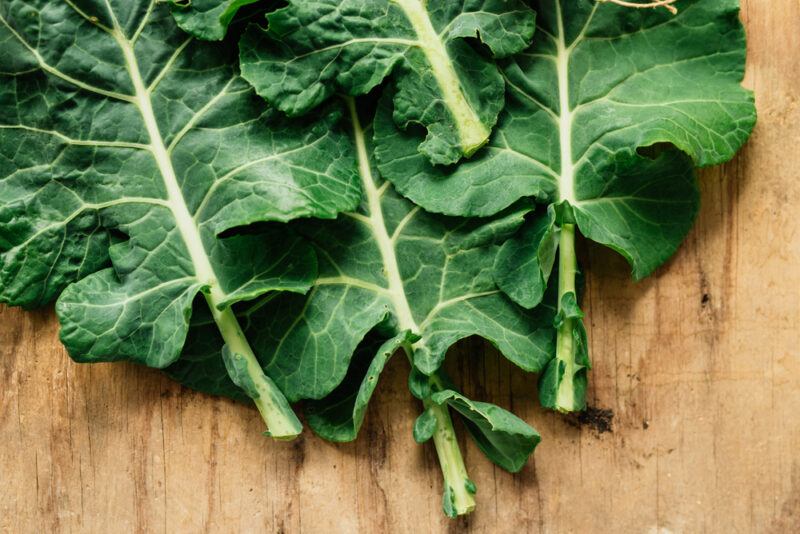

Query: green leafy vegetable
493 207 559 309
237 0 537 165
203 99 555 403
0 0 361 438
167 97 551 516
1 0 756 521
375 0 755 411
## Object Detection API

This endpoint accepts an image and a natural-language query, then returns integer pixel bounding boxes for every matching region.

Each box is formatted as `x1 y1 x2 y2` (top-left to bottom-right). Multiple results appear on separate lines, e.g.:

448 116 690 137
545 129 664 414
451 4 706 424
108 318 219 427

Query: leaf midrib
345 99 505 340
554 0 575 205
293 1 492 156
519 2 713 211
553 1 599 205
112 24 224 301
346 99 419 334
391 0 489 154
503 1 605 207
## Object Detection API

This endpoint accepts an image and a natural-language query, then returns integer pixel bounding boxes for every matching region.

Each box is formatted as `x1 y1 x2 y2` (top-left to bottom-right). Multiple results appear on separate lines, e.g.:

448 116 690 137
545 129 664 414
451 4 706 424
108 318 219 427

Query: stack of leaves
0 0 754 518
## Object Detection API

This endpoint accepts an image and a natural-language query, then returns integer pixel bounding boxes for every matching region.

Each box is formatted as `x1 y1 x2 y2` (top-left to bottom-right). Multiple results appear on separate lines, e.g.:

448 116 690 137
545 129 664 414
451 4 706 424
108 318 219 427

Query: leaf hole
636 142 677 160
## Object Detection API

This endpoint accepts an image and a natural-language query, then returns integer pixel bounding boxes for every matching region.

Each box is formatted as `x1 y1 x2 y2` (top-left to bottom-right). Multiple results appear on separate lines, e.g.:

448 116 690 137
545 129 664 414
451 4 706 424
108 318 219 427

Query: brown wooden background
1 1 798 532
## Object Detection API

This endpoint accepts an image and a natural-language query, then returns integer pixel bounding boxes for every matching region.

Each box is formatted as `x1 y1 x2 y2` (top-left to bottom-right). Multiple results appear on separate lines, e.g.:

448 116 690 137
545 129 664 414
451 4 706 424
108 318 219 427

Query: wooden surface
1 2 798 532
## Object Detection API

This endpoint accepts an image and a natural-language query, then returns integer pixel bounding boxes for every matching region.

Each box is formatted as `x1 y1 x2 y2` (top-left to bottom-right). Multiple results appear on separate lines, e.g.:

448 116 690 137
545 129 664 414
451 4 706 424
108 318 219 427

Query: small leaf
408 367 432 401
442 485 458 519
431 389 540 473
412 408 437 444
556 292 584 325
221 346 260 398
464 478 477 495
538 292 590 412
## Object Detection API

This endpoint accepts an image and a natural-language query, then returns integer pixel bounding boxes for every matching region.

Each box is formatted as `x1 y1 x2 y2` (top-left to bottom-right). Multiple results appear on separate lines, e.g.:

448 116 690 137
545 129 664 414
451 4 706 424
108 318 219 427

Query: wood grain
1 1 798 532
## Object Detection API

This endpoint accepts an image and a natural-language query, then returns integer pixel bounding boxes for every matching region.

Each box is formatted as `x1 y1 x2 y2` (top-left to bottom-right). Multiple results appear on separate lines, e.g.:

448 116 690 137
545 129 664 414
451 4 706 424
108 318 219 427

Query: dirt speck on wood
566 406 614 435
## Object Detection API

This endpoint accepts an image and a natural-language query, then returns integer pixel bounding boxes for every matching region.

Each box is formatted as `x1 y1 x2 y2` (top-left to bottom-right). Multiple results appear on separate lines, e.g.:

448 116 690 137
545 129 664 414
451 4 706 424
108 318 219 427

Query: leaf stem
554 223 580 412
346 96 475 516
601 0 678 14
405 348 476 517
207 295 302 440
423 395 476 517
114 23 301 441
391 0 489 157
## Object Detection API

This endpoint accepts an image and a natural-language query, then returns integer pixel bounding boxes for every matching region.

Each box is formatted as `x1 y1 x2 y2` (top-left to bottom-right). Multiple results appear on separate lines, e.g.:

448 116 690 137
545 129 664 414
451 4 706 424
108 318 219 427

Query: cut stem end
425 398 477 517
209 297 302 440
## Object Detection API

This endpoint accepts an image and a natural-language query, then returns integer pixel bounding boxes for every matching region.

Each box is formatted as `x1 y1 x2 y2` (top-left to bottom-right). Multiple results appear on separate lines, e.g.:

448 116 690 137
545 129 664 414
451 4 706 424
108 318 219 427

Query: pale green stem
112 22 301 440
207 295 302 440
404 347 476 517
554 223 579 412
391 0 489 156
344 94 475 516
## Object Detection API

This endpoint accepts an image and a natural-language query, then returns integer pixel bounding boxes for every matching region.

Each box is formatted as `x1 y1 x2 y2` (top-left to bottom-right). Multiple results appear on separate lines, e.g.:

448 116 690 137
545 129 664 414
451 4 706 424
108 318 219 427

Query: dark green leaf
169 101 554 404
376 0 754 415
0 1 358 369
376 0 753 278
494 207 558 308
408 367 432 400
248 107 554 400
238 0 536 165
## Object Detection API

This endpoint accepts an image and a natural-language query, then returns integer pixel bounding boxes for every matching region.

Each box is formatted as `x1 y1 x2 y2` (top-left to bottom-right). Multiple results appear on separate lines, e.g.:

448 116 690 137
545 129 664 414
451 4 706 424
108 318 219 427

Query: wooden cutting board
1 1 798 532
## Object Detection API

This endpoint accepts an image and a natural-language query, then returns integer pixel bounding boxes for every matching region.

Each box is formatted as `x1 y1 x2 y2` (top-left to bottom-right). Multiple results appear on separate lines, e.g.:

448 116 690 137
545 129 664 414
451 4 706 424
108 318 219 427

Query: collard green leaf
376 0 755 414
236 100 555 401
159 94 555 514
376 0 754 278
166 100 551 502
305 330 417 442
0 0 357 358
431 389 540 473
238 0 536 165
0 0 360 437
170 0 262 41
168 99 553 400
170 99 554 400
